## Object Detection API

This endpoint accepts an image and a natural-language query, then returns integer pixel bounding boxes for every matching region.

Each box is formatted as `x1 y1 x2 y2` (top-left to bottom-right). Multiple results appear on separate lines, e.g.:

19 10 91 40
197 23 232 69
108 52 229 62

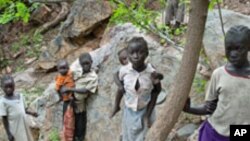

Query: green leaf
0 1 32 24
15 2 30 23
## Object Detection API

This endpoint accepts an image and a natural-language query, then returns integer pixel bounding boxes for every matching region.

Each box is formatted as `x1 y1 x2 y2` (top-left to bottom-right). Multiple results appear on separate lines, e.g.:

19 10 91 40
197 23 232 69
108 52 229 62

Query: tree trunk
145 0 209 141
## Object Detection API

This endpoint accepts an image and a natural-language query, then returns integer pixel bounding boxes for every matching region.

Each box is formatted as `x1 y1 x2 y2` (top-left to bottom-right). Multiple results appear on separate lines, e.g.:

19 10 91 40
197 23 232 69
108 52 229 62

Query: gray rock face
61 0 112 38
35 0 111 72
203 9 250 69
13 68 37 89
35 23 182 141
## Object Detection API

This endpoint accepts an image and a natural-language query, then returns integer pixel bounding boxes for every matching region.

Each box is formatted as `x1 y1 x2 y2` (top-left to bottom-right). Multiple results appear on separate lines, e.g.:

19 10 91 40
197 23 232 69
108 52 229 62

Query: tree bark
145 0 209 141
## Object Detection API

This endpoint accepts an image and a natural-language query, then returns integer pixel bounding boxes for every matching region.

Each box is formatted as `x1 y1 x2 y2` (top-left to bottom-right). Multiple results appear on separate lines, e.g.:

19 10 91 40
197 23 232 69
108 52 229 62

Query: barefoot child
0 75 37 141
62 53 98 141
118 37 162 141
184 25 250 141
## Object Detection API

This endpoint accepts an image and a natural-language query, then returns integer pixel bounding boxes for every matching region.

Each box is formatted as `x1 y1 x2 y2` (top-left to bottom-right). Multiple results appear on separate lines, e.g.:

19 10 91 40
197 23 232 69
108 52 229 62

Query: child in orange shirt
55 59 75 115
55 60 75 141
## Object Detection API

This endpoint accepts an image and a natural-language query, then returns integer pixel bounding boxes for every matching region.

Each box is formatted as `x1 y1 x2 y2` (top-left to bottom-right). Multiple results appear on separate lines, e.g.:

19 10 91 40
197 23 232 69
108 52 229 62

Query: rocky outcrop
60 0 111 39
35 0 111 72
33 23 182 141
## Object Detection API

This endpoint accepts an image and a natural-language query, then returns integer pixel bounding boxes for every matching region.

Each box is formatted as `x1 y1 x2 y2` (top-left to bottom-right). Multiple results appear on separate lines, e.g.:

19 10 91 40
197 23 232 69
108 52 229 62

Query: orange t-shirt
55 70 75 101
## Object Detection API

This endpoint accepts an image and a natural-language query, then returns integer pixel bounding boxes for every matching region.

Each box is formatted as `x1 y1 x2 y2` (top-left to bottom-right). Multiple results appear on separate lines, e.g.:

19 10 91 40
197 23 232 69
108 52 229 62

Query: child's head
79 53 92 73
57 60 69 76
127 37 149 67
1 75 15 96
118 48 128 65
225 25 250 67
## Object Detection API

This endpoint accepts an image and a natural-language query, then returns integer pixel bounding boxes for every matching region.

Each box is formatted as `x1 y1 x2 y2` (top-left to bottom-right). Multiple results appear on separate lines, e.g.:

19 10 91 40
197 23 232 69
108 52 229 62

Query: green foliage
0 58 10 69
15 2 30 23
22 86 44 106
193 75 207 94
109 0 159 30
11 31 43 58
0 0 40 24
209 0 223 10
109 0 187 46
49 128 60 141
174 26 187 36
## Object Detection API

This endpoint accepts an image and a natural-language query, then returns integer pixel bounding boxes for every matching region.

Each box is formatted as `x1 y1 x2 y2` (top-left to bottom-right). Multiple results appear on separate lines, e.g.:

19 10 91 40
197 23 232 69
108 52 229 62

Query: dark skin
118 41 162 127
1 78 38 141
184 30 250 115
61 55 93 95
56 60 71 100
57 60 69 76
110 49 128 118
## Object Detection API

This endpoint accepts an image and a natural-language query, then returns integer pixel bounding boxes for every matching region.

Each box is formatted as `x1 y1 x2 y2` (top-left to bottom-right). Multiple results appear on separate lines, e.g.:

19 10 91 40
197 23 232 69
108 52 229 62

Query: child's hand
143 116 151 128
110 106 121 119
8 133 14 141
183 97 191 112
151 72 163 85
32 112 38 117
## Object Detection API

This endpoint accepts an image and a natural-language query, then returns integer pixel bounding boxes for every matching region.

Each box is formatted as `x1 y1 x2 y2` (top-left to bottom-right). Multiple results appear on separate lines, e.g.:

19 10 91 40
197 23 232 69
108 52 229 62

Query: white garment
73 70 98 113
119 63 155 111
0 93 34 141
206 66 250 136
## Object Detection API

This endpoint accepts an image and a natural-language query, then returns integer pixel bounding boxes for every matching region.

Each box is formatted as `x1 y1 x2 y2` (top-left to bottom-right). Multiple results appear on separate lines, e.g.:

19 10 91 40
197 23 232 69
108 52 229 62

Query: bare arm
70 88 92 95
183 98 218 115
114 71 123 88
25 108 38 117
110 71 125 118
145 82 161 125
110 89 124 118
2 116 14 141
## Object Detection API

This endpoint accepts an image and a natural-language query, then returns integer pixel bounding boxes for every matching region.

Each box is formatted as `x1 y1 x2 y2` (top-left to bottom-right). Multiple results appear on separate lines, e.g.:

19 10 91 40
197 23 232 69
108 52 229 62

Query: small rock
13 68 37 88
176 124 198 141
25 57 37 65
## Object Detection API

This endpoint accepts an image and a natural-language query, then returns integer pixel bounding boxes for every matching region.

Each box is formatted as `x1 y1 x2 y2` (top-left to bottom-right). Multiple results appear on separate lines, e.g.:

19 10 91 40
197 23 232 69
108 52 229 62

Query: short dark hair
225 25 250 49
128 37 149 55
79 52 92 62
57 59 68 67
1 75 14 87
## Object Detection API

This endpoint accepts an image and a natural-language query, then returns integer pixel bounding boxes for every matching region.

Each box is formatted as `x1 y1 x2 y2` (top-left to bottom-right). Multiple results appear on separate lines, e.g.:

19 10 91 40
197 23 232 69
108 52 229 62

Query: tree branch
216 0 225 36
111 0 181 50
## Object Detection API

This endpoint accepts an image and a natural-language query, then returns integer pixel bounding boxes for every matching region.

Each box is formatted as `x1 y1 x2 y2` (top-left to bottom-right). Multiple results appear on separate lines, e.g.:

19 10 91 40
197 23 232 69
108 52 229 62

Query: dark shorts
74 111 87 141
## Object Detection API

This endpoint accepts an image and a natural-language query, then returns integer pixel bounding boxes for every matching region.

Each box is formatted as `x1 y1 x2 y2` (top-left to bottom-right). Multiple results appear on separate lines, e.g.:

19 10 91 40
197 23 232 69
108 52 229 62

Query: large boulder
60 0 112 39
203 9 250 69
35 0 111 72
35 23 182 141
